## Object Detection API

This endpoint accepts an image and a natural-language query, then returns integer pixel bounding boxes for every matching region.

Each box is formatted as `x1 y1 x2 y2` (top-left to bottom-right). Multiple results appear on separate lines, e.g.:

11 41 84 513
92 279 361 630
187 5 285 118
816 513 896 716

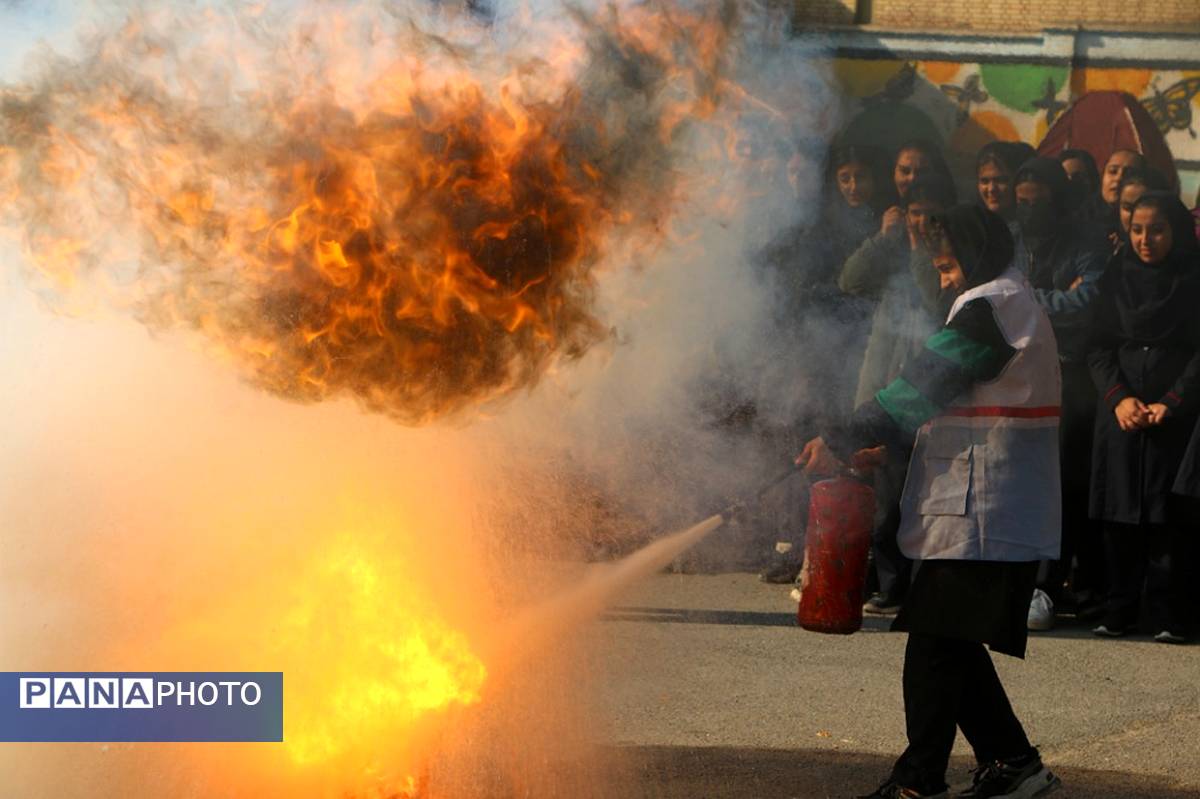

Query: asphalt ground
585 572 1200 799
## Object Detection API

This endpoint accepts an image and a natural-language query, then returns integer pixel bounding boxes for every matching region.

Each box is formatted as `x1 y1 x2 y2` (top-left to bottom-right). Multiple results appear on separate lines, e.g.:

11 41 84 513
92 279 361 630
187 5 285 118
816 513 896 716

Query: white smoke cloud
0 2 842 795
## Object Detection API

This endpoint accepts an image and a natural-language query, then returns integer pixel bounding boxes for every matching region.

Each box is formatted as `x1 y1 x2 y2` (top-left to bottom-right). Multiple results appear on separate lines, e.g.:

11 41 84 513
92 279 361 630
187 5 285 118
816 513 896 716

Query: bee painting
1141 76 1200 138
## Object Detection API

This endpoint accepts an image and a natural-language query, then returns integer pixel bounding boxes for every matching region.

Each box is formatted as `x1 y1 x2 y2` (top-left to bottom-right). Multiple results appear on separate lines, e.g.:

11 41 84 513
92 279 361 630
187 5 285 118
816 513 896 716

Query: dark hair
1130 191 1200 260
927 204 1015 287
1058 148 1100 187
1013 157 1070 216
976 141 1035 177
894 138 953 182
1104 148 1148 171
1115 167 1170 202
826 143 884 179
824 143 889 210
906 175 957 209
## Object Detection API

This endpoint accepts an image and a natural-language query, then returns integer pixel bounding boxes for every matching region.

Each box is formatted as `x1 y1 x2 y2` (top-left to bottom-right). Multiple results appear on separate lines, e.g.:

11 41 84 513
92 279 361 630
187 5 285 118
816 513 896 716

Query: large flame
277 539 488 768
0 0 740 424
0 2 812 797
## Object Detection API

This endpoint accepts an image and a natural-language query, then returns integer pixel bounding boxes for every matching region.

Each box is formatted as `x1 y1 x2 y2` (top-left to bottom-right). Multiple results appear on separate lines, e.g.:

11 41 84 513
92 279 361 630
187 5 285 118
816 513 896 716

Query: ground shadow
603 603 1194 645
609 744 1196 798
604 606 800 627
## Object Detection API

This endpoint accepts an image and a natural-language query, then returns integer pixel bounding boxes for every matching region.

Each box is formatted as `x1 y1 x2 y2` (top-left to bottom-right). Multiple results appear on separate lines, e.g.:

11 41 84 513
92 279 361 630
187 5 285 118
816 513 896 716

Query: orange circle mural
1035 116 1050 146
921 61 961 85
832 59 906 99
1070 68 1153 99
949 110 1022 156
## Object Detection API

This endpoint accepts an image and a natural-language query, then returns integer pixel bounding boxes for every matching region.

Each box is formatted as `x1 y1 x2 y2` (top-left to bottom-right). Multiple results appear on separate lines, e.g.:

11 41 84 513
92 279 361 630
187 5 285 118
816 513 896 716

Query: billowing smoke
0 0 747 424
0 1 842 797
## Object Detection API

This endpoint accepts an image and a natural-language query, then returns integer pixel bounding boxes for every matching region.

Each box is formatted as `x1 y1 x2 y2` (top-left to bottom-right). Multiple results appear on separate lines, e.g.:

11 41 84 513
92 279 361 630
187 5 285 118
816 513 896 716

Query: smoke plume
0 0 749 424
0 1 842 797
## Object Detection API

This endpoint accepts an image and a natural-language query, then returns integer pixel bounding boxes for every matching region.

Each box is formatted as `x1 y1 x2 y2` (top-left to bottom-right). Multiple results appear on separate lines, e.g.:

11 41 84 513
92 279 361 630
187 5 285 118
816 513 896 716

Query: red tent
1037 90 1178 190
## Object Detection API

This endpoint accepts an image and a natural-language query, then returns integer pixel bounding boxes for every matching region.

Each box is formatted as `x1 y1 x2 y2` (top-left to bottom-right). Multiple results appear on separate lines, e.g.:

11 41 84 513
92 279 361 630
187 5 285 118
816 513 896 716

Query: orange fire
278 539 487 768
0 2 770 795
0 1 740 424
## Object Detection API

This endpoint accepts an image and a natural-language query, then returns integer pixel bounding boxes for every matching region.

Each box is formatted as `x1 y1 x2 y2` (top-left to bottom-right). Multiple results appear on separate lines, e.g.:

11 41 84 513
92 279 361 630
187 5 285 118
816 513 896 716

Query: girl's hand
1146 403 1171 425
1115 397 1151 431
796 436 844 477
851 445 888 471
908 224 924 252
881 206 905 239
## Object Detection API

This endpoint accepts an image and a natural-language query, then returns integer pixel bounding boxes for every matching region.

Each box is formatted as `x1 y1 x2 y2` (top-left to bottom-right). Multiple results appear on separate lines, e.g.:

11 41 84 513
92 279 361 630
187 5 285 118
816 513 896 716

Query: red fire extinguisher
797 474 875 635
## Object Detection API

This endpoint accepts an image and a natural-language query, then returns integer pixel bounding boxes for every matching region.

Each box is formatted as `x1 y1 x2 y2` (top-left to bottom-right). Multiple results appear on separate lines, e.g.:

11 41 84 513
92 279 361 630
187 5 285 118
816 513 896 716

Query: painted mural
830 58 1200 201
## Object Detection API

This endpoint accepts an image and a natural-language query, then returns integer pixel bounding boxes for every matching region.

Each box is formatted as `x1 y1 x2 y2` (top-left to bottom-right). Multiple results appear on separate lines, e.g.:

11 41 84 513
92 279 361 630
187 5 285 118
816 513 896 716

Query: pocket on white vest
915 430 974 516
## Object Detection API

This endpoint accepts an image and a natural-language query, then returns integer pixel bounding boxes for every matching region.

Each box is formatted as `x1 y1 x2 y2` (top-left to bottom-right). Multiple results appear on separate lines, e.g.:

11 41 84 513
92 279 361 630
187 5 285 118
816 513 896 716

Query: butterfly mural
863 62 917 106
941 74 988 126
1031 77 1067 125
1142 76 1200 138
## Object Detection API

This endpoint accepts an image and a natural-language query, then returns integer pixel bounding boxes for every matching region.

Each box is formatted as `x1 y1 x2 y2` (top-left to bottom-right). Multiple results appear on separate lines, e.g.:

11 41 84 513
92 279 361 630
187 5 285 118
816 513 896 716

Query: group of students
783 135 1200 645
779 136 1200 799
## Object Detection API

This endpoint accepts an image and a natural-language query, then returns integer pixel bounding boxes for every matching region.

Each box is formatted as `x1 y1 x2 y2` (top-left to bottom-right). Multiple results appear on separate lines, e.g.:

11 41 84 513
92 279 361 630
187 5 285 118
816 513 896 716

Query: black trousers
891 633 1034 793
1103 522 1193 633
871 454 912 601
1042 362 1104 601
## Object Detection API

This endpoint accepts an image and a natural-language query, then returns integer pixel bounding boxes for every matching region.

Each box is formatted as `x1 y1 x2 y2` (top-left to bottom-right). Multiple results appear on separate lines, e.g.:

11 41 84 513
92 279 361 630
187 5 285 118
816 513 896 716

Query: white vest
898 268 1063 561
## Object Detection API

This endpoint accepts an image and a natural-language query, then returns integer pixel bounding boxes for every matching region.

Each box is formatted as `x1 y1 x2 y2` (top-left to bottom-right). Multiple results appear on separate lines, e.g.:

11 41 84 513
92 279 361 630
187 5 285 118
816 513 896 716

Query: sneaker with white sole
1154 630 1187 644
1026 589 1054 632
957 752 1061 798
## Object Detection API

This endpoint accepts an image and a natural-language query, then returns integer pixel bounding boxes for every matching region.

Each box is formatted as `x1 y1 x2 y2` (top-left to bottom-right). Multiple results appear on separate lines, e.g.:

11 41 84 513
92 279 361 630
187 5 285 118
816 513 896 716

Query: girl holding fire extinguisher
799 204 1063 799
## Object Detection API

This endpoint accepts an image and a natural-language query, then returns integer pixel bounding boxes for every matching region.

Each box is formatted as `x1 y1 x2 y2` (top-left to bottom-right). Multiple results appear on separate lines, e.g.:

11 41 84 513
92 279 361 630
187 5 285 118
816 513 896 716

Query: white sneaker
1027 588 1054 631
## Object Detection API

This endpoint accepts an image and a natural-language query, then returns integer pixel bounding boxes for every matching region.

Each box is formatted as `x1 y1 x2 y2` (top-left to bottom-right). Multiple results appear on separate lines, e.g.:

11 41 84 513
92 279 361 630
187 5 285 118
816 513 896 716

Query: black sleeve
1160 317 1200 415
823 298 1016 461
1086 274 1134 410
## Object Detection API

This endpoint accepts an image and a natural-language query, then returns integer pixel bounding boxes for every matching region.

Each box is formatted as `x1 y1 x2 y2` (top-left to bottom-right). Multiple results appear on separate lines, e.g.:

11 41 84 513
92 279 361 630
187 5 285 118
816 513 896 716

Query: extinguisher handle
719 464 802 522
754 464 803 500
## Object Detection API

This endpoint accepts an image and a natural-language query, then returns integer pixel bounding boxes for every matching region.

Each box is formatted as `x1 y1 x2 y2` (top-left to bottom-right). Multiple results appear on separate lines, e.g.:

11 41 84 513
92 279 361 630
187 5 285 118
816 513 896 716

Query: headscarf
1058 148 1099 190
824 142 890 215
931 204 1015 289
1058 148 1104 221
906 175 956 212
1014 157 1069 217
1108 191 1200 343
976 141 1035 179
893 138 955 205
1108 167 1172 253
1114 167 1170 219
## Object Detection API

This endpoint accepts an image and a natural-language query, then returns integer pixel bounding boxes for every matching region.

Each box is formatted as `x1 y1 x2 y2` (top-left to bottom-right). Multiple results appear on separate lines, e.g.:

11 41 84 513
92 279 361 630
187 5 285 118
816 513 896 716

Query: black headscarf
1058 149 1105 221
1108 191 1200 343
1014 157 1069 217
931 204 1015 289
976 141 1035 178
1058 149 1099 189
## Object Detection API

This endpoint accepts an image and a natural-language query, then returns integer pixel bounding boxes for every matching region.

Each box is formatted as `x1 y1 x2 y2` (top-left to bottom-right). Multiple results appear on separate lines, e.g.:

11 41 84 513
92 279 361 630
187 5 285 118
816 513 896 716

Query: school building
790 1 1200 198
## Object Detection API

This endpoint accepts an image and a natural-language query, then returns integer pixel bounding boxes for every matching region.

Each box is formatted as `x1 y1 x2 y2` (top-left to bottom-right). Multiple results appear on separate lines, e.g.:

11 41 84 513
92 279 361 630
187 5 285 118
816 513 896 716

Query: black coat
1088 316 1200 524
